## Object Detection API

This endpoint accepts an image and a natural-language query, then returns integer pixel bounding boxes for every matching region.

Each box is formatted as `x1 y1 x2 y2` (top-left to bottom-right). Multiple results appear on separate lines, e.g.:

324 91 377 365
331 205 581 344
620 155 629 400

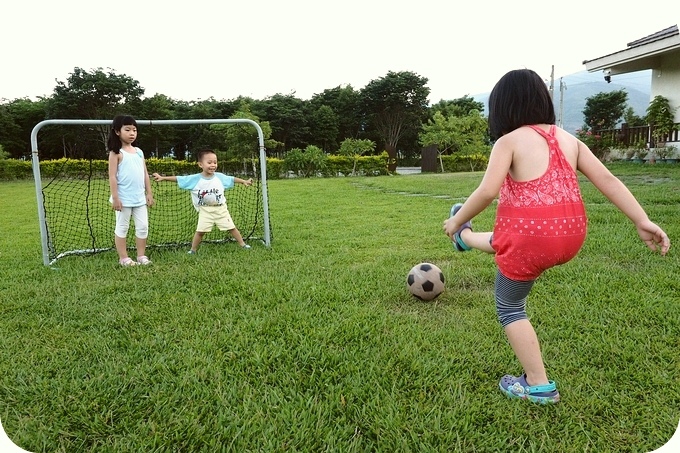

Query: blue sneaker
499 374 560 404
449 203 472 251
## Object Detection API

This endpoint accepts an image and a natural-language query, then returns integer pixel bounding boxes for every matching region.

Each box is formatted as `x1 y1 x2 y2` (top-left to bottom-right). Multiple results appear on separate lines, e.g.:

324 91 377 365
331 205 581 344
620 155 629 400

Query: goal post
31 118 272 266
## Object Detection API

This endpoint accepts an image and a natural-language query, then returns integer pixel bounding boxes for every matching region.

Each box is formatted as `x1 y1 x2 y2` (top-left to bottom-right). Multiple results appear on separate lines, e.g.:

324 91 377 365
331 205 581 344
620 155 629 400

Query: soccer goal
30 119 272 266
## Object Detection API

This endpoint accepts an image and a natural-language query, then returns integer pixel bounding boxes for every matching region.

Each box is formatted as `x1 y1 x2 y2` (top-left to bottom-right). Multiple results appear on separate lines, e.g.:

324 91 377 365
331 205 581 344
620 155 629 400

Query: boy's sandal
499 373 560 404
449 203 472 252
119 257 136 267
136 256 152 265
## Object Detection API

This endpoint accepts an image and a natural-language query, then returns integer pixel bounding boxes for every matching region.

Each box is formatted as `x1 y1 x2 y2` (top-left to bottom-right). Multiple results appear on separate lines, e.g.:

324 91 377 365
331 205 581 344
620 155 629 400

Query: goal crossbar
31 118 271 266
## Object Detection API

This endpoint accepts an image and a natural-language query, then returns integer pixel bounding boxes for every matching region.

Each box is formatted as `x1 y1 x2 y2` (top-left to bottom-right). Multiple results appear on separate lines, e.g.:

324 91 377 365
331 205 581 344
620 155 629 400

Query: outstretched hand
637 219 670 256
151 172 162 182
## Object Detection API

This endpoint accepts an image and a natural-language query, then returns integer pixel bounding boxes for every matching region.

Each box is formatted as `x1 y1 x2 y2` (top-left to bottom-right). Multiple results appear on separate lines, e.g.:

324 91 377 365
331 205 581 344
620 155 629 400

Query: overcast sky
1 1 676 104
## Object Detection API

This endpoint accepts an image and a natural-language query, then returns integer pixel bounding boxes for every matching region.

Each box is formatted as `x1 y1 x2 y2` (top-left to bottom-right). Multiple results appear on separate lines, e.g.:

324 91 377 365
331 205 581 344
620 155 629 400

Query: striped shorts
495 270 535 327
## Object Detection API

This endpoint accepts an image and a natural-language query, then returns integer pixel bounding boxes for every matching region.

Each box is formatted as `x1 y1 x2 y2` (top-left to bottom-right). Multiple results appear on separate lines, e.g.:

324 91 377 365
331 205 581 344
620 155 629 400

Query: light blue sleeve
176 174 202 190
216 173 235 190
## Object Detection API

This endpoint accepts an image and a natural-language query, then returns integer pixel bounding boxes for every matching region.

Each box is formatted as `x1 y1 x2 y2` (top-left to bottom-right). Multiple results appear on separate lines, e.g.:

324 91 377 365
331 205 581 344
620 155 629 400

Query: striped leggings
495 270 535 327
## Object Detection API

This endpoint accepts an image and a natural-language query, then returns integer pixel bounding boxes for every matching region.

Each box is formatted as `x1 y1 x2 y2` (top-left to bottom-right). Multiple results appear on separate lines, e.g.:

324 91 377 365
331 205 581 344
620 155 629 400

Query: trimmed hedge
0 159 32 180
441 153 489 172
0 154 390 181
0 152 483 181
323 153 390 177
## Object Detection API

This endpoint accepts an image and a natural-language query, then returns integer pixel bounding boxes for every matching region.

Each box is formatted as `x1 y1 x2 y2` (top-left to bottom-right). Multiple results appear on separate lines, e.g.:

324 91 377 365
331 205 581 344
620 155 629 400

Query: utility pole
549 65 555 102
558 77 567 128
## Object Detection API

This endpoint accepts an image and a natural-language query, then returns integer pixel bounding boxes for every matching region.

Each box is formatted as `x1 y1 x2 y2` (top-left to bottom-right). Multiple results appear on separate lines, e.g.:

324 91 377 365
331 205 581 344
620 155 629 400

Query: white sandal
119 257 136 267
136 256 152 265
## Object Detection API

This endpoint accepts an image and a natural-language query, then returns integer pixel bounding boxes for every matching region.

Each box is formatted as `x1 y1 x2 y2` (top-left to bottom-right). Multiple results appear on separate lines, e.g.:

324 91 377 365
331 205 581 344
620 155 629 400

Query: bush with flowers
576 128 613 160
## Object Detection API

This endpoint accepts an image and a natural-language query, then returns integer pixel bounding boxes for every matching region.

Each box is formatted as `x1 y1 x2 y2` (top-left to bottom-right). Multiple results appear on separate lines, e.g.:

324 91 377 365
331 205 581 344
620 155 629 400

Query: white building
583 24 680 123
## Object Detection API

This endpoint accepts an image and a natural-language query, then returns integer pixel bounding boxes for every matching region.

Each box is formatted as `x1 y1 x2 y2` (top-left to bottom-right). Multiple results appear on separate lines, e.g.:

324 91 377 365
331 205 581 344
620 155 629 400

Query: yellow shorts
196 205 235 232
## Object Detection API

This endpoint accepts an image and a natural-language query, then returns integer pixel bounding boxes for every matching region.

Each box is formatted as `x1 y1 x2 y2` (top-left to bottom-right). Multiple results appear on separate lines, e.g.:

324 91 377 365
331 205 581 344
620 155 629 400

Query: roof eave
583 35 680 75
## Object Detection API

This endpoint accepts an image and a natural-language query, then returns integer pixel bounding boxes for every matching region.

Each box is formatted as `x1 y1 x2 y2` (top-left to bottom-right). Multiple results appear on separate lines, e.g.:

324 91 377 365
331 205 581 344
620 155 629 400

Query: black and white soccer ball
406 262 445 301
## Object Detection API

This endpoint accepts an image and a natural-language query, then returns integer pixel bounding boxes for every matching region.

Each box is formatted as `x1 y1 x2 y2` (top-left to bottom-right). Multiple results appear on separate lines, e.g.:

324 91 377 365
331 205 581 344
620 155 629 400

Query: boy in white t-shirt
153 149 253 253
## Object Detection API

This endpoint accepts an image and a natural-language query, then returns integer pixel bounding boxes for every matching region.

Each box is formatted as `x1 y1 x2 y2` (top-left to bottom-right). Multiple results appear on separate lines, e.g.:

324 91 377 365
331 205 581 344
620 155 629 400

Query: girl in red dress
444 69 670 404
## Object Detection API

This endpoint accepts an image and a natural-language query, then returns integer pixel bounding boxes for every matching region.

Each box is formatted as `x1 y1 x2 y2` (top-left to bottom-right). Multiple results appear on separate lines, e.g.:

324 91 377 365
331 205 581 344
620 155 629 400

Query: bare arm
142 160 155 206
108 151 122 211
152 173 178 182
443 138 512 239
235 177 253 187
577 141 670 255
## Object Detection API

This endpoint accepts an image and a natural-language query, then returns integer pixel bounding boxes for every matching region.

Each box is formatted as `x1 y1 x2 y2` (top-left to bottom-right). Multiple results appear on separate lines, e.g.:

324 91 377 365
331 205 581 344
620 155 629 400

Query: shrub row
440 153 489 173
0 152 487 181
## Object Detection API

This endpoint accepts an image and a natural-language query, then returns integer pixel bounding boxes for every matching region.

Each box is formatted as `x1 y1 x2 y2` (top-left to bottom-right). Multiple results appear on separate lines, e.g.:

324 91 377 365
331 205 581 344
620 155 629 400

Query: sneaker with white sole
499 373 560 404
449 203 472 251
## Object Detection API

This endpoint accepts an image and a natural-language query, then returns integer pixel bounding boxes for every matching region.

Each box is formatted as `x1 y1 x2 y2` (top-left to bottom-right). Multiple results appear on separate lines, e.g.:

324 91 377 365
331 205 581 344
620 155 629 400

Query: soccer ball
407 262 445 301
202 192 218 205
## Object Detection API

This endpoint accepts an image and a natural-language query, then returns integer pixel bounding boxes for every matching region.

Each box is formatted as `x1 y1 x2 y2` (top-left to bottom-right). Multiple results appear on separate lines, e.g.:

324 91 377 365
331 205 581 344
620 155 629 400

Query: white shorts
196 205 235 232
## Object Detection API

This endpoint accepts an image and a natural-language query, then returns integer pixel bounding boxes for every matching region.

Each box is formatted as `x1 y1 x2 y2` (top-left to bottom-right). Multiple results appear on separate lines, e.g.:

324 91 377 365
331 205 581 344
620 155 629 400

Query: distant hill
473 70 652 134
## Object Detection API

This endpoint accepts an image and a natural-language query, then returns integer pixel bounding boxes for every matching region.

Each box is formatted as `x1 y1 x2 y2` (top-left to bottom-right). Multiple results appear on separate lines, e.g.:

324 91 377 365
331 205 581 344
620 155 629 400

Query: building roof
627 24 679 47
583 24 680 74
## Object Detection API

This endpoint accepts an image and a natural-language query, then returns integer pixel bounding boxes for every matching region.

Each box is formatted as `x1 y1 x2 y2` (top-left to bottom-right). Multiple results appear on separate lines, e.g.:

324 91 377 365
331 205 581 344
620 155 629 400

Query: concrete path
395 167 421 175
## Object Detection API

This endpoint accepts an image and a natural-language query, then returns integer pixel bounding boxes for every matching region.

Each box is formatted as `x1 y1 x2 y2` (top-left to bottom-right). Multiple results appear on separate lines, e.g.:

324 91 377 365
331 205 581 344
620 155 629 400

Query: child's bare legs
115 235 129 261
229 228 247 247
451 202 557 402
504 319 549 386
135 236 147 259
464 230 548 384
191 231 206 253
457 223 549 384
494 272 558 402
459 229 495 254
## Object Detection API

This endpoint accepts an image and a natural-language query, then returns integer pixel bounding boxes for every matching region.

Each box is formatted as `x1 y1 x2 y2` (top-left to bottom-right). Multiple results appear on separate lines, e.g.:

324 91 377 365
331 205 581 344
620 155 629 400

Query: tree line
2 67 644 170
0 67 489 172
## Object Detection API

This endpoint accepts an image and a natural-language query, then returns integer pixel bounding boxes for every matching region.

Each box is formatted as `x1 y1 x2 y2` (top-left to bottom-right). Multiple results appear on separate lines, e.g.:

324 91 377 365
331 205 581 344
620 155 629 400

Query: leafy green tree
179 98 242 153
252 94 309 152
284 145 327 177
419 110 489 170
42 67 145 158
360 71 430 171
309 105 339 152
309 85 362 143
162 99 244 160
1 98 48 159
623 107 646 127
48 67 144 120
137 94 176 158
430 96 485 118
338 138 376 175
164 100 194 160
645 95 678 145
0 104 24 159
213 102 279 162
582 90 628 131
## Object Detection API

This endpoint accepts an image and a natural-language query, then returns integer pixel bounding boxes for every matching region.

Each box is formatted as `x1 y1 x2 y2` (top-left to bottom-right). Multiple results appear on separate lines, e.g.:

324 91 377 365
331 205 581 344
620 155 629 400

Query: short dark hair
107 115 138 153
196 149 216 162
487 69 556 141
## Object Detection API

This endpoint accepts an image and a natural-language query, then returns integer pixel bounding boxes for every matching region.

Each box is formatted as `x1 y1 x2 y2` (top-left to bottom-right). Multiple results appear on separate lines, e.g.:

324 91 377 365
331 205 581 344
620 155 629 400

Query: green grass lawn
1 162 679 452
